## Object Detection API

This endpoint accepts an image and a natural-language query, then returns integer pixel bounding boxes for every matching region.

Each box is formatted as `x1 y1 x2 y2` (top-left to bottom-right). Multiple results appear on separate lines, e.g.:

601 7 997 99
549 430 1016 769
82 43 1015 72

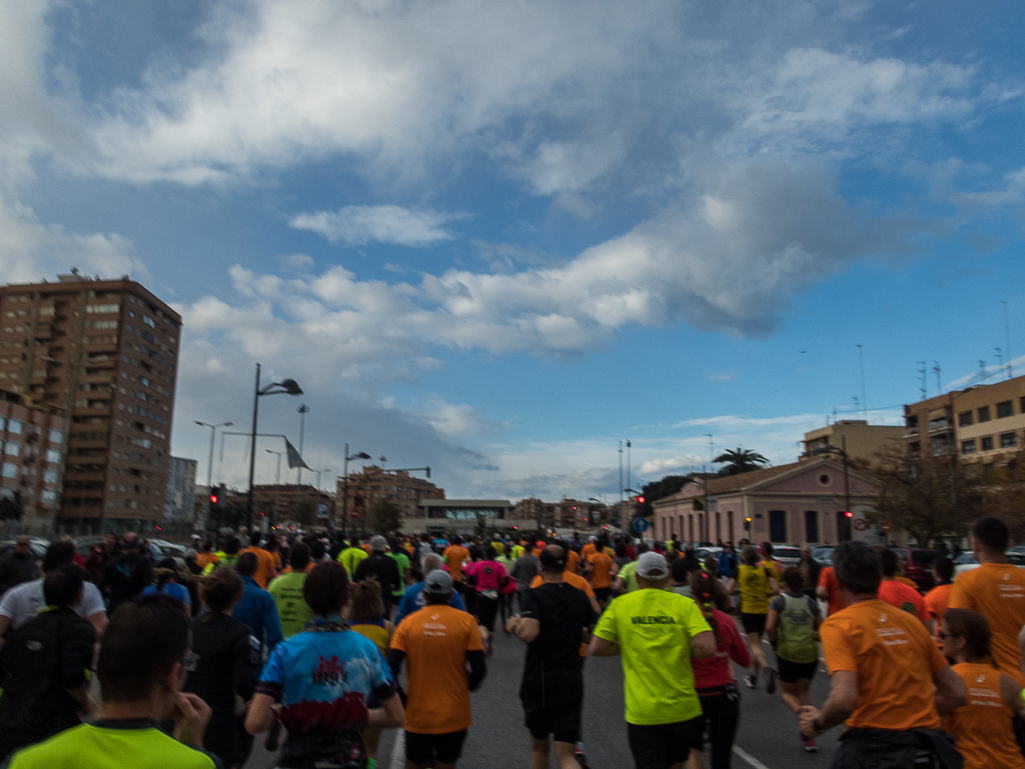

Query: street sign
854 518 868 531
350 511 360 519
633 517 649 533
317 503 329 519
882 524 891 533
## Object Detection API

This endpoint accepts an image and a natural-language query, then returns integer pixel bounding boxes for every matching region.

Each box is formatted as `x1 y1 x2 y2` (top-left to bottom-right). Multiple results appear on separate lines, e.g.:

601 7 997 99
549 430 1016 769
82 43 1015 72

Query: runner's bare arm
999 673 1023 713
244 693 278 734
798 669 859 738
816 585 828 601
87 610 108 642
589 636 620 657
367 692 405 728
765 609 778 644
932 665 967 716
690 630 715 659
508 615 540 643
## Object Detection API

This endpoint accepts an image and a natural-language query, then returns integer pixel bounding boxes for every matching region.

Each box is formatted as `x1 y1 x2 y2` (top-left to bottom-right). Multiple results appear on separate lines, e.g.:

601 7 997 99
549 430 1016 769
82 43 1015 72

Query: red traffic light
210 494 218 504
637 496 645 504
844 511 853 518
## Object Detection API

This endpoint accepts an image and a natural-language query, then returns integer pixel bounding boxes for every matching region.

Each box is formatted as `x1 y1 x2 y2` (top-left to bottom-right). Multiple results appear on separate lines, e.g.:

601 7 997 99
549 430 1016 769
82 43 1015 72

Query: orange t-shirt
390 604 483 734
923 583 952 642
443 545 470 582
587 552 614 589
943 662 1025 769
822 598 946 732
895 575 918 589
817 567 845 617
195 552 220 569
530 570 596 598
580 544 596 564
565 550 580 575
950 563 1025 686
239 546 277 588
878 579 929 623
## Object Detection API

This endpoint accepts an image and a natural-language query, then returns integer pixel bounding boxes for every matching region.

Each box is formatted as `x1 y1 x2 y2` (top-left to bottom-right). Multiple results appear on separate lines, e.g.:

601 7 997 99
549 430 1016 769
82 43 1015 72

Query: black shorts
405 729 468 765
777 657 817 683
740 612 766 635
524 700 582 744
594 587 612 602
626 718 700 769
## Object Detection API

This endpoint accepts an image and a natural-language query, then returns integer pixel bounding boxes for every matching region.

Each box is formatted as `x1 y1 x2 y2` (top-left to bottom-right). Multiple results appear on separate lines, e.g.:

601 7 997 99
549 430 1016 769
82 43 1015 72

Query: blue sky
2 0 1024 501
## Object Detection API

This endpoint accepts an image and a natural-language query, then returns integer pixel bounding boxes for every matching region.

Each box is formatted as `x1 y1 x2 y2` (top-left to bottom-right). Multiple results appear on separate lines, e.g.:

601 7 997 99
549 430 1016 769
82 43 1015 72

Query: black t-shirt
518 582 597 706
183 613 259 715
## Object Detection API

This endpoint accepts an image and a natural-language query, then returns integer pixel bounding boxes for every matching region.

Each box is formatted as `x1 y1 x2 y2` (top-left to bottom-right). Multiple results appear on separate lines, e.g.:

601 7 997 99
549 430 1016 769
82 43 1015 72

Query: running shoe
766 667 777 694
802 738 818 753
744 675 757 689
575 742 591 768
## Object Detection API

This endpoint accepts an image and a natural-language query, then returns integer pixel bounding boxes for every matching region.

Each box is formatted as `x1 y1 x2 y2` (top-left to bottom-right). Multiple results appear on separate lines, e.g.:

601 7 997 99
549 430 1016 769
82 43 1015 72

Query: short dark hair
933 556 954 581
879 549 900 578
832 541 881 595
97 595 190 702
222 536 241 556
235 551 259 577
304 562 350 616
290 543 311 571
484 545 496 560
670 557 690 584
761 542 774 557
944 608 991 661
200 567 243 616
43 563 85 607
309 539 327 561
782 567 805 592
973 517 1009 552
43 541 77 572
741 545 760 566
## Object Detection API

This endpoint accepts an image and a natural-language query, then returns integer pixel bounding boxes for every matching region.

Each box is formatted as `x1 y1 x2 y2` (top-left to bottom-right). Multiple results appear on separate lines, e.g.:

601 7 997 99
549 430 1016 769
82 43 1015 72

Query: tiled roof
652 460 811 506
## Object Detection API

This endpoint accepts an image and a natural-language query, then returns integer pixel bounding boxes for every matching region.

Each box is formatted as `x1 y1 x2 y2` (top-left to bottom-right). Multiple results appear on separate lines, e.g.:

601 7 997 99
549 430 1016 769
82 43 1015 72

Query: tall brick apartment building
0 273 181 532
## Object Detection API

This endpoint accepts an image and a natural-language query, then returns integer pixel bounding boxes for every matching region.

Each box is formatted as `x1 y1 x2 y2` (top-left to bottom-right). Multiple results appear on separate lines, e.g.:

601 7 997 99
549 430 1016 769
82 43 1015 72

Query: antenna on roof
917 362 927 400
933 362 942 395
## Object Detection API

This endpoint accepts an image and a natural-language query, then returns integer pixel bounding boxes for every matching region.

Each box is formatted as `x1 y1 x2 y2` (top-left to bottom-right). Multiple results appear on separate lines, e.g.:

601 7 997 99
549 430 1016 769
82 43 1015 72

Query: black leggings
475 595 500 631
695 689 741 769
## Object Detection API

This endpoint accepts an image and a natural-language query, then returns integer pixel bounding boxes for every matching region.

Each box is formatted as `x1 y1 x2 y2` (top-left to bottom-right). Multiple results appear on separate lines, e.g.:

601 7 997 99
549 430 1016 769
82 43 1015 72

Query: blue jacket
717 551 739 580
393 580 466 627
232 575 283 652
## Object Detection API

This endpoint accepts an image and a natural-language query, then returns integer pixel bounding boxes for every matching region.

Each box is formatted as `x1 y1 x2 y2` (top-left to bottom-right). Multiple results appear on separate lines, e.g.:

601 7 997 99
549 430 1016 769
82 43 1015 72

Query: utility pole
618 441 624 503
297 404 309 484
626 440 631 498
933 362 942 395
1002 300 1013 378
857 344 867 419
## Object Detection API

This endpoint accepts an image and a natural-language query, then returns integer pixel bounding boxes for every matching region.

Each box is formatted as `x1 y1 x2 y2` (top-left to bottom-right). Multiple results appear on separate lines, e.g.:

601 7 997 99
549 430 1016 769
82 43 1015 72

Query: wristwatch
812 717 824 734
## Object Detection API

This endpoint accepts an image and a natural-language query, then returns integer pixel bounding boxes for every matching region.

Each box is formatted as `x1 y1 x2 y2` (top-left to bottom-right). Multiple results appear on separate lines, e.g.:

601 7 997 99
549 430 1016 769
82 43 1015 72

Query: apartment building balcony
904 428 919 437
928 419 951 434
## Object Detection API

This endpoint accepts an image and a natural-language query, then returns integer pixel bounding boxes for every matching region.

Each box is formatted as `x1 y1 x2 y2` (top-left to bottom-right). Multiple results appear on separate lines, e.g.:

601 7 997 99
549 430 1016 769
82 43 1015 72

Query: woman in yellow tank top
346 578 395 768
941 608 1025 769
728 545 779 690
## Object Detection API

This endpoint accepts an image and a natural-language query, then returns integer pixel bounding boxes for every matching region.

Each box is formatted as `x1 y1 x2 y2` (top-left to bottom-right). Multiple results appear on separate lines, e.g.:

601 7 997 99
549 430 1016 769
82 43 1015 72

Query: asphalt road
243 618 839 769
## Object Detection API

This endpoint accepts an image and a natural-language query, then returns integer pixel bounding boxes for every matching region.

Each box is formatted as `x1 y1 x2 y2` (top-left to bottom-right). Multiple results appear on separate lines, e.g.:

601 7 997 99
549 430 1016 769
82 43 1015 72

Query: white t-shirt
0 578 106 630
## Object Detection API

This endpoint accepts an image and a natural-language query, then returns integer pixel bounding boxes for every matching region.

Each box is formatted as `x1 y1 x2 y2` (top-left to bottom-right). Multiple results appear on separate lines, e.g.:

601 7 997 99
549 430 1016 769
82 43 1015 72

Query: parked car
811 545 835 566
0 538 49 562
770 545 802 568
953 551 1025 576
694 547 723 564
887 548 939 591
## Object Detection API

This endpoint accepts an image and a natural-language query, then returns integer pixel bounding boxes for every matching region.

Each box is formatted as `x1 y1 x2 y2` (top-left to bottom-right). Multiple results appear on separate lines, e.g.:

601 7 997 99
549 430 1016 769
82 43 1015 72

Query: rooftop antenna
979 360 988 383
853 396 860 414
917 362 928 400
933 362 942 395
1002 301 1013 379
995 348 1004 379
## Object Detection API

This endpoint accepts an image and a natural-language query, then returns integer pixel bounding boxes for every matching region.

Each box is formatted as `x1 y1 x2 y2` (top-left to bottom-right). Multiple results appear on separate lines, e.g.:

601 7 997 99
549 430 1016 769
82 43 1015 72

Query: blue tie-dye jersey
255 619 397 738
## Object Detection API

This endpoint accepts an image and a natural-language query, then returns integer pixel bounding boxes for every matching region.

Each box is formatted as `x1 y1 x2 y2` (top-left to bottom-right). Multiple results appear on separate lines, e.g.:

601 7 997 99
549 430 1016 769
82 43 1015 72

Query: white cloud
427 399 507 438
290 205 460 246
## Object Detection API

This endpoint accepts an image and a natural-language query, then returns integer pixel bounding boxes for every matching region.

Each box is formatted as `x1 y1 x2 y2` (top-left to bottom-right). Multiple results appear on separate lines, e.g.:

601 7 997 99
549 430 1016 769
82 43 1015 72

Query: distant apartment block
338 466 444 521
801 420 904 462
0 273 182 531
0 390 69 525
164 456 197 521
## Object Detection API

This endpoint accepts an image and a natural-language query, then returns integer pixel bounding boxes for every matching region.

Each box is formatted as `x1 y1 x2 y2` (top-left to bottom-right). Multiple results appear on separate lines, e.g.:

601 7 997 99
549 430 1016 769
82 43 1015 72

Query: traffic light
209 484 225 526
844 510 853 518
637 496 645 504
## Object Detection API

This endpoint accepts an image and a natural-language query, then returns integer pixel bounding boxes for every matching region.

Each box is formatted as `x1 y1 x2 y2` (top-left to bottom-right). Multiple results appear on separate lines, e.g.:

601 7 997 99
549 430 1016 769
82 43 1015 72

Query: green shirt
337 547 368 577
386 552 410 597
3 720 221 769
617 561 639 592
267 572 314 639
593 589 711 725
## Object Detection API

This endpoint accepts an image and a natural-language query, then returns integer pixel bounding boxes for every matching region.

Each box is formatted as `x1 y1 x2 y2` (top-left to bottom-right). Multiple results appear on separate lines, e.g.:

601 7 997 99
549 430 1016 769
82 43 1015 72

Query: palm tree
713 447 770 476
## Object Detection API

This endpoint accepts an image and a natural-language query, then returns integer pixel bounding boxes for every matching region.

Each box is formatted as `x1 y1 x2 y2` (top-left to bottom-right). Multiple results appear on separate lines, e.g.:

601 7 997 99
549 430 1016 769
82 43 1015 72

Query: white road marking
733 745 773 769
386 728 405 769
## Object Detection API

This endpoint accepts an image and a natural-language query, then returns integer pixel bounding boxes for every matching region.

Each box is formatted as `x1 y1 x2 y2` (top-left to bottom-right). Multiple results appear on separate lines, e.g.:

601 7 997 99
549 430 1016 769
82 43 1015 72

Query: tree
367 500 402 534
866 446 985 546
638 475 690 517
0 492 23 521
713 448 769 476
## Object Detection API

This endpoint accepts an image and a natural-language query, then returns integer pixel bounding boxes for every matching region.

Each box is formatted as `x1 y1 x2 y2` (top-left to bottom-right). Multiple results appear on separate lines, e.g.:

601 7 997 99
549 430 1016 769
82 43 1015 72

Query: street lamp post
196 420 233 530
266 449 284 527
297 404 309 484
341 444 371 536
315 468 332 489
813 436 852 540
247 363 303 532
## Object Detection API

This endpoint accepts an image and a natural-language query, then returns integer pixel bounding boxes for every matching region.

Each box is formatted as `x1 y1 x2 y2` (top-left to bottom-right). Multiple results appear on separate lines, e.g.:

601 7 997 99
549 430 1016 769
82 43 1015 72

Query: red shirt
691 608 751 690
878 579 929 623
625 544 636 560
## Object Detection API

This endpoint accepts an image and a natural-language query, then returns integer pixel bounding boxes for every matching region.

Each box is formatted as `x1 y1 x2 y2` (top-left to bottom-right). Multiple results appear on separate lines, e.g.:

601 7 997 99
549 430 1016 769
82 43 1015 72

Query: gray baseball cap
369 535 388 552
423 569 454 595
636 552 669 579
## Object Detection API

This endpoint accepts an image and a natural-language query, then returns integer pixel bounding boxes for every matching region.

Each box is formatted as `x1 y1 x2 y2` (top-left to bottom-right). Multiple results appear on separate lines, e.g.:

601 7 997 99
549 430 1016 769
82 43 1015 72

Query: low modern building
411 499 530 535
0 389 69 529
513 497 608 529
163 456 197 521
651 457 879 547
801 420 904 462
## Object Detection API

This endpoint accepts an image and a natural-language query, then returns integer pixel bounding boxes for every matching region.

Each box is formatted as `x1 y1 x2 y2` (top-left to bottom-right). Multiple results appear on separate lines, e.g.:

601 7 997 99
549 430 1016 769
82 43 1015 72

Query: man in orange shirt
564 547 580 577
799 541 966 764
444 537 471 593
950 517 1025 687
579 537 597 568
239 538 278 589
878 549 931 633
586 546 616 609
923 556 954 643
389 570 486 769
816 566 845 617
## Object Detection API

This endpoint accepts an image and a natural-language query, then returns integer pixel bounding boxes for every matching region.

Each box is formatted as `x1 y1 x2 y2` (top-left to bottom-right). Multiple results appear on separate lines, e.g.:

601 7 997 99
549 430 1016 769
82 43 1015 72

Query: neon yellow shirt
268 571 314 639
4 720 219 769
593 589 711 725
738 564 772 614
617 561 638 592
337 547 368 577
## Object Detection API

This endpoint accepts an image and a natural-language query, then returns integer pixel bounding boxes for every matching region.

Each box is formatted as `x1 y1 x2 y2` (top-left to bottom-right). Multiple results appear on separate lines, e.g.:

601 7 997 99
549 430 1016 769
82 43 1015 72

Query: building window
728 511 734 541
981 436 994 451
2 463 17 479
7 419 21 434
961 439 977 454
4 442 19 457
805 511 819 543
46 449 61 464
996 400 1015 419
48 429 64 444
978 406 991 423
43 469 58 484
1000 432 1017 448
958 411 973 427
906 415 918 430
769 510 787 543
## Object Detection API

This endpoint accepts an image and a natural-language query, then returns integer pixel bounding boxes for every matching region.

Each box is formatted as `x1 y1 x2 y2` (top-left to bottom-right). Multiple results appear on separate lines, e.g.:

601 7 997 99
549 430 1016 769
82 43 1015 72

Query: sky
2 0 1024 502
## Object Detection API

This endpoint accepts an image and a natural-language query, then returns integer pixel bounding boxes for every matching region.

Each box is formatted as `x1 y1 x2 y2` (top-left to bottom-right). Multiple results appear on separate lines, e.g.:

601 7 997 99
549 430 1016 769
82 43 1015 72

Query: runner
389 570 486 769
614 543 648 595
386 538 411 608
510 546 540 614
232 552 284 653
444 536 471 595
765 568 822 752
731 545 778 690
268 543 314 639
393 553 467 627
687 570 750 769
941 608 1025 769
337 537 369 578
590 552 715 769
353 536 402 615
529 541 601 616
923 556 954 644
246 562 404 768
238 538 278 588
797 542 966 766
463 545 510 648
349 578 396 769
758 543 781 582
950 517 1025 687
878 549 931 631
507 544 597 769
816 564 845 617
586 541 616 609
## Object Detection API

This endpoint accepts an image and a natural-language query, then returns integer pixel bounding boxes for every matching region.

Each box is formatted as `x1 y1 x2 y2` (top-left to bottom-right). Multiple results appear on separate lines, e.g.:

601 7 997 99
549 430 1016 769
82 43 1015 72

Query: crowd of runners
0 517 1024 768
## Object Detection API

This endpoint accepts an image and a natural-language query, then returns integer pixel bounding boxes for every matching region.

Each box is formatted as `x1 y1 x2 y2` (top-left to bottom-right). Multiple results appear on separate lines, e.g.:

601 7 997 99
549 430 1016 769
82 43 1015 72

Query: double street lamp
247 364 303 531
196 421 232 531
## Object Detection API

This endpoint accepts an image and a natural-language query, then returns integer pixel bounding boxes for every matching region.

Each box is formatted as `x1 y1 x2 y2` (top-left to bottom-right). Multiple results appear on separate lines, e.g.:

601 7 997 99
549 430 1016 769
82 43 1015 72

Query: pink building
650 457 879 546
